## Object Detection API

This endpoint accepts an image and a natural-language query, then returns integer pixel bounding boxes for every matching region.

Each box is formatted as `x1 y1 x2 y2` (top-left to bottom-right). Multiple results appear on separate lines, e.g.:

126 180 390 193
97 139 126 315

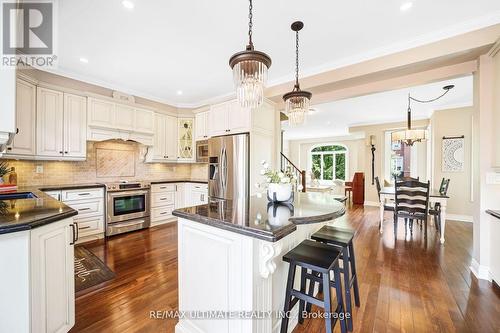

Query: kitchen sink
0 192 38 200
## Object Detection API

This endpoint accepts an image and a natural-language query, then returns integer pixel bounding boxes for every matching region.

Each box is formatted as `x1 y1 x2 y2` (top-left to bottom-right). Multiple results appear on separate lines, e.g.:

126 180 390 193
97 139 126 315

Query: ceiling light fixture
283 21 311 127
400 2 413 11
79 57 89 63
122 0 134 10
229 0 271 108
391 85 454 146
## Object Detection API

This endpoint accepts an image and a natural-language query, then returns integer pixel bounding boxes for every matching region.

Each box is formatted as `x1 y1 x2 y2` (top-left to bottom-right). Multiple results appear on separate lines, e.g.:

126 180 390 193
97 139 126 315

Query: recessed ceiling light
400 2 413 11
176 90 183 95
79 57 89 63
122 0 134 10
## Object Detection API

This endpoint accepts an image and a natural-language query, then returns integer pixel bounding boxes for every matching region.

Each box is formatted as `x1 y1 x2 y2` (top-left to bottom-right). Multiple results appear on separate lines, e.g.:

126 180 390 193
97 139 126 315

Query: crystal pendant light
283 21 311 127
391 85 454 146
229 0 271 108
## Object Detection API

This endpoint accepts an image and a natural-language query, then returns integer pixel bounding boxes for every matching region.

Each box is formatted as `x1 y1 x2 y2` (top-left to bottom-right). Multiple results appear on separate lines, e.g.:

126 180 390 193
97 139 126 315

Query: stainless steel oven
106 181 150 236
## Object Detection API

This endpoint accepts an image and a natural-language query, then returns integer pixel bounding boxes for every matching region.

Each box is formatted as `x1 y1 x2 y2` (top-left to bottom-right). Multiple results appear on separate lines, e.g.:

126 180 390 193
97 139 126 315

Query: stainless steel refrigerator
208 133 249 200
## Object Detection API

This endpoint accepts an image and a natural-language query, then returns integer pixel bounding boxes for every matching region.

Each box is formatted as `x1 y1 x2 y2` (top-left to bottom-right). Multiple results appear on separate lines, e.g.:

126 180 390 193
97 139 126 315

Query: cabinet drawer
76 216 104 237
62 188 104 201
64 198 104 219
152 191 175 207
152 205 174 221
151 183 176 193
190 183 208 191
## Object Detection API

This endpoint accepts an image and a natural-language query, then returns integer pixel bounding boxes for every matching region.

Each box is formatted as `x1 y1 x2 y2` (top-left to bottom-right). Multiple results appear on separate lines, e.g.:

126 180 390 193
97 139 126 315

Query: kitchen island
172 192 346 333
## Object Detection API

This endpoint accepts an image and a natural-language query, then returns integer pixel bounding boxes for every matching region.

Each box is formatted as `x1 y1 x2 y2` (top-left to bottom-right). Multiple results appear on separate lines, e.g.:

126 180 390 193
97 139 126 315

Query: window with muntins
310 145 347 182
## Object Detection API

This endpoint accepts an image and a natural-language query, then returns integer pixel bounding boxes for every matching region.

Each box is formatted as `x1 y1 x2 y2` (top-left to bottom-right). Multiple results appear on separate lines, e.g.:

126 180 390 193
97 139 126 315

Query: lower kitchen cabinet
0 217 76 333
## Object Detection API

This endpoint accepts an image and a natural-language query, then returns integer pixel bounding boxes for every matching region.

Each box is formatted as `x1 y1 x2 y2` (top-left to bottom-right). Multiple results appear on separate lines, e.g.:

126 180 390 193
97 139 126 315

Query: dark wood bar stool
311 225 360 331
281 239 348 333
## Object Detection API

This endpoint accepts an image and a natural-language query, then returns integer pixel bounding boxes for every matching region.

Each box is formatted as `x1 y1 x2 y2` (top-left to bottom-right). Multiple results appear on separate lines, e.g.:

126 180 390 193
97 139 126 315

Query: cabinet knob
59 151 63 154
15 128 19 134
64 151 68 154
7 147 12 150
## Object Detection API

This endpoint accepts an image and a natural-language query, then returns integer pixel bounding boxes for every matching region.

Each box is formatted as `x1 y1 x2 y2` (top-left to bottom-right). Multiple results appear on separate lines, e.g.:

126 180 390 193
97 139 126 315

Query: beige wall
430 107 474 218
3 141 206 187
349 119 429 204
287 137 365 182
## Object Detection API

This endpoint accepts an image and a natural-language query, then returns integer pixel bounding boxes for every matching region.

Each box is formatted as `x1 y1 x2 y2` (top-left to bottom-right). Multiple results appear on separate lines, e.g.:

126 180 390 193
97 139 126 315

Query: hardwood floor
71 205 500 333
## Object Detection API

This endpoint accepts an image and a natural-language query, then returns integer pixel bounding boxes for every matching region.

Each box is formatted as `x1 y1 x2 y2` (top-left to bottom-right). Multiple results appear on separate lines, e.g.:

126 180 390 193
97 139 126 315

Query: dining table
379 186 449 244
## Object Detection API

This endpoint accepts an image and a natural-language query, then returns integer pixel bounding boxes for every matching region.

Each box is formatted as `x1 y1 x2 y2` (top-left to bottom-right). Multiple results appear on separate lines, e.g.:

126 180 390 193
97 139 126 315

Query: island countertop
172 192 346 242
0 188 77 235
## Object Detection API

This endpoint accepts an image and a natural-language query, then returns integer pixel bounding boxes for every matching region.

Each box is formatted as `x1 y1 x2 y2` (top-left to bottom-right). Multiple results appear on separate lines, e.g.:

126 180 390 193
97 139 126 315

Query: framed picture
442 137 464 172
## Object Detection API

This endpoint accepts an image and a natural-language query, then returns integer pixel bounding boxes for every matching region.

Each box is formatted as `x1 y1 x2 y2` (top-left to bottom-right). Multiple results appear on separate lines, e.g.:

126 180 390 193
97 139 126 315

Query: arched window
310 144 348 182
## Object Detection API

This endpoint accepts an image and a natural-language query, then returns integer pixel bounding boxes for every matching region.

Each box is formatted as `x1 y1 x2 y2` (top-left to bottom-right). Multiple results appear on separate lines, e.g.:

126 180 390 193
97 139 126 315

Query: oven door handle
108 190 150 198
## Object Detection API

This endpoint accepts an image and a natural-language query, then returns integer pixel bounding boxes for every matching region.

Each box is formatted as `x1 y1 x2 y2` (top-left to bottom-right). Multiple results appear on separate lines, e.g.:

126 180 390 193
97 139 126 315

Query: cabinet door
36 87 64 157
135 108 154 133
175 183 185 208
165 115 178 161
30 217 75 333
63 93 87 158
7 79 36 156
114 104 135 130
195 112 208 141
227 100 251 134
208 103 229 137
88 98 114 128
178 118 194 162
153 113 167 160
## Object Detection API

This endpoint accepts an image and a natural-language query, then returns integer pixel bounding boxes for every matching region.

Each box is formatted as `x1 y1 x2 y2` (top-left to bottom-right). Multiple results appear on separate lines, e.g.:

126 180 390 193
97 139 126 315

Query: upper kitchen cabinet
4 79 36 157
207 100 253 137
147 113 178 162
194 111 209 141
37 87 87 160
0 65 16 150
178 118 195 162
87 97 154 145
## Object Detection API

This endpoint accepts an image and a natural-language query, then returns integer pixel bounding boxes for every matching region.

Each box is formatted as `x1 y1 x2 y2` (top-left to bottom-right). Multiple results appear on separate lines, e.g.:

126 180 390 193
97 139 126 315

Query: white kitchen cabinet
30 217 75 333
63 94 87 159
149 114 178 162
87 98 115 128
152 113 167 160
150 183 176 226
36 87 64 157
189 183 208 206
195 111 209 141
175 183 186 208
0 64 16 148
135 108 154 134
37 87 87 160
5 79 36 156
166 115 178 160
114 104 135 130
178 118 195 162
208 100 251 137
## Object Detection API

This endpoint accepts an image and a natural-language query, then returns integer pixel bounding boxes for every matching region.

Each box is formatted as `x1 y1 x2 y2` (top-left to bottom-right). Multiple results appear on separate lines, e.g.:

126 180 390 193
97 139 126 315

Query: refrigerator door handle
221 147 227 192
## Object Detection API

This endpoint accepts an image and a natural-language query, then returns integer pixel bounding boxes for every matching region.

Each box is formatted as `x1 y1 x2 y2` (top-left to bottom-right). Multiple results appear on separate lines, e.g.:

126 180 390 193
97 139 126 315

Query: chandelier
392 85 454 146
229 0 271 108
283 21 311 126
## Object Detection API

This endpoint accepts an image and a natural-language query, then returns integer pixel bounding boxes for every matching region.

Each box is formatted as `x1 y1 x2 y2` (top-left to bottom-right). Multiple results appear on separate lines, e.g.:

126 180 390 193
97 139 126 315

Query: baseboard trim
470 258 492 281
446 214 473 223
363 201 380 207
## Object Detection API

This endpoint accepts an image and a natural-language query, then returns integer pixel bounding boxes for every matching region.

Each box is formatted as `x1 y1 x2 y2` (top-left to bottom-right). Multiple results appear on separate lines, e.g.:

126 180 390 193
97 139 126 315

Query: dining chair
429 178 450 233
375 177 395 228
394 177 430 238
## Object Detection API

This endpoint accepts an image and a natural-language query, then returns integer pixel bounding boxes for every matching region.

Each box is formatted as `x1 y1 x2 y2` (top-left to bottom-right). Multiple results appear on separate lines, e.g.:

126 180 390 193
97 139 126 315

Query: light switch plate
486 172 500 185
36 165 43 174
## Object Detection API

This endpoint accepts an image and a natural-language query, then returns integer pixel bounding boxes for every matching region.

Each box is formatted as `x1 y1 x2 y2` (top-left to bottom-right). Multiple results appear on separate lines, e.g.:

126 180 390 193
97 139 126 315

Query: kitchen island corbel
173 192 346 333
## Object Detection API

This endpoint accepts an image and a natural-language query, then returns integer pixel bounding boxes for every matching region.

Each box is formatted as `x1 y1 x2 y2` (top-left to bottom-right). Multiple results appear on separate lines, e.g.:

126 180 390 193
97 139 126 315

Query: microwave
196 140 209 163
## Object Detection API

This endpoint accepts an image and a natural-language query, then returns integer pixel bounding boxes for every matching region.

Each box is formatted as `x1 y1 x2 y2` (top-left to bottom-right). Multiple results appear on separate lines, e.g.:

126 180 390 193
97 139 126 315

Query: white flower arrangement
257 160 297 185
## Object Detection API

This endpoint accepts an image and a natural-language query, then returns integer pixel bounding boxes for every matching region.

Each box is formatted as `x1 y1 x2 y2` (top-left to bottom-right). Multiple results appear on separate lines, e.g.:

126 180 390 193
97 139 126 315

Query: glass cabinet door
178 118 194 160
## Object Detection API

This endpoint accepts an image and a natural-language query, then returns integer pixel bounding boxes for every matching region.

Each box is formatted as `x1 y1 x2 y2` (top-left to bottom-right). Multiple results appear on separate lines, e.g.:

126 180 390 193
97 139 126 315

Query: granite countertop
150 179 208 184
38 183 106 191
0 188 77 235
173 192 346 242
486 210 500 220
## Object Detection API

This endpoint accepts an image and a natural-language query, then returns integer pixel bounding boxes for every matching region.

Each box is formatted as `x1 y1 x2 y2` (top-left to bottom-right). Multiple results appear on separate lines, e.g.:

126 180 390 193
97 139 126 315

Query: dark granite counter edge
486 210 500 220
38 183 106 191
172 210 296 242
150 180 208 185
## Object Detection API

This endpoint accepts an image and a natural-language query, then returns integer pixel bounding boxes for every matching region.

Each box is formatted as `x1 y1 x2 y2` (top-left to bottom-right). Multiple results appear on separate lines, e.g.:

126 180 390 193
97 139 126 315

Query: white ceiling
282 76 473 141
51 0 500 107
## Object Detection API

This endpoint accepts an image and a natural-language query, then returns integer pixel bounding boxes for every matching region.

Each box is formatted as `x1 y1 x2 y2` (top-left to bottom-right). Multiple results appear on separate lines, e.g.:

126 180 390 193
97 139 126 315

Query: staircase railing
280 153 306 192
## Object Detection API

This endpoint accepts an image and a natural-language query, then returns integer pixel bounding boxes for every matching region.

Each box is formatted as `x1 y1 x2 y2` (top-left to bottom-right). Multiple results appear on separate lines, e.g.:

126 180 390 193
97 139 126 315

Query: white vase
267 183 293 202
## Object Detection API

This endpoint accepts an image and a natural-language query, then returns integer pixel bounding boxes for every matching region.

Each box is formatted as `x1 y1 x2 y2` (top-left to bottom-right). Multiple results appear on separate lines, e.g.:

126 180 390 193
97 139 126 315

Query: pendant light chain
295 29 300 89
248 0 253 48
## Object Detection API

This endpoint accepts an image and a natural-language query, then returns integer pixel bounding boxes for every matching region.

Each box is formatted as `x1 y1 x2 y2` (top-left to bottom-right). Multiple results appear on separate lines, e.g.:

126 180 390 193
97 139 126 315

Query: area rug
74 246 115 293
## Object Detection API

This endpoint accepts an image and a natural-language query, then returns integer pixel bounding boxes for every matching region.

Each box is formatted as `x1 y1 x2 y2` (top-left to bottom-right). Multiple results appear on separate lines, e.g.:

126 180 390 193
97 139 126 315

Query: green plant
0 161 10 178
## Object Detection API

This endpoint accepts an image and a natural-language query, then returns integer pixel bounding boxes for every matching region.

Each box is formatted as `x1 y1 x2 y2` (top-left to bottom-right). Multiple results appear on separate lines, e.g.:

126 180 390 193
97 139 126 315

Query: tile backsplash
4 140 208 186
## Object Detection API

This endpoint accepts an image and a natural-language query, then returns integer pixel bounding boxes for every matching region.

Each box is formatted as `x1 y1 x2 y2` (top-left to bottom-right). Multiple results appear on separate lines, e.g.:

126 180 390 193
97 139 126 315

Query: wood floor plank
70 205 500 333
